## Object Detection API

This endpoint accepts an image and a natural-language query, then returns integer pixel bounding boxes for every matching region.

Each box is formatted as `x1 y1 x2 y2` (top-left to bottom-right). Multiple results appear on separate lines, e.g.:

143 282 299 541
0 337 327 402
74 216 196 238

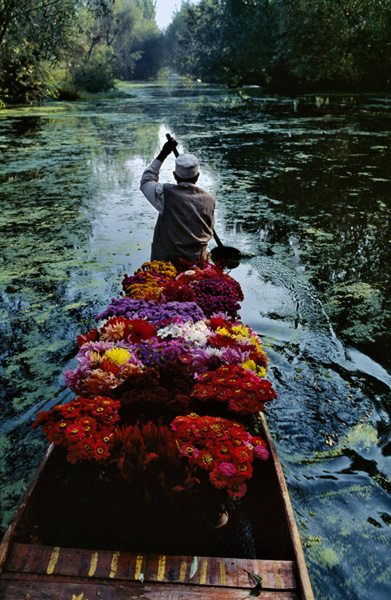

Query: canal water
0 82 390 599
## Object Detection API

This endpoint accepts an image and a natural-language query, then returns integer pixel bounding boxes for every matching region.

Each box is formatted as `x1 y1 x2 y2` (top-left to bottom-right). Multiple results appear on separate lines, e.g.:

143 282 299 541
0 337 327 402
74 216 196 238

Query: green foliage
71 46 115 93
0 0 77 103
112 0 163 80
0 0 162 104
165 0 391 91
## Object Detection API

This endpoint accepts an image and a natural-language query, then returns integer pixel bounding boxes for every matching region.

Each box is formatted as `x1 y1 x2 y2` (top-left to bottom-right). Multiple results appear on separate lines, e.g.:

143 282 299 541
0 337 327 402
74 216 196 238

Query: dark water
0 83 390 599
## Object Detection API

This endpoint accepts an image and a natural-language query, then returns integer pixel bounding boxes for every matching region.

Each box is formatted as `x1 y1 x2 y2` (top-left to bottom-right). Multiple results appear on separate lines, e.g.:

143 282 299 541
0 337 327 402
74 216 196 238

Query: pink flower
218 461 237 477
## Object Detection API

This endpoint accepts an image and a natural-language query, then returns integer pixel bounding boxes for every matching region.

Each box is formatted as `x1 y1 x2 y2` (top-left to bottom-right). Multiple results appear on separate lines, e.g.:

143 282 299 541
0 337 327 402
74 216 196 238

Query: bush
71 46 115 93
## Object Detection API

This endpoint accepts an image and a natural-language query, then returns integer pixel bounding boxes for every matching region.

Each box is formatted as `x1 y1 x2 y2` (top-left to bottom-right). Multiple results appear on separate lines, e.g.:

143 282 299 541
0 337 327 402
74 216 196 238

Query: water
0 83 390 599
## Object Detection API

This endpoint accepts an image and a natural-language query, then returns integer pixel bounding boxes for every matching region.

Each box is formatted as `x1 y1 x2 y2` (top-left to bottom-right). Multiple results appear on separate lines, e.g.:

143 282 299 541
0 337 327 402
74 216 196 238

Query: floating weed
343 423 378 452
62 301 88 312
310 546 340 569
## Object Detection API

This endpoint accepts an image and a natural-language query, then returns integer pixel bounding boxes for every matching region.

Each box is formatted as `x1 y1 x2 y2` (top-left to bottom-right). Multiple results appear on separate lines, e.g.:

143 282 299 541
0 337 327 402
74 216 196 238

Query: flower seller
140 136 215 264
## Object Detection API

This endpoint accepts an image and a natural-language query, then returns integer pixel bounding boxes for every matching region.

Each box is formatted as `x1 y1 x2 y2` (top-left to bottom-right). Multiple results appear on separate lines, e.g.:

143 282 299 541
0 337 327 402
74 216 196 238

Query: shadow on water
0 84 390 600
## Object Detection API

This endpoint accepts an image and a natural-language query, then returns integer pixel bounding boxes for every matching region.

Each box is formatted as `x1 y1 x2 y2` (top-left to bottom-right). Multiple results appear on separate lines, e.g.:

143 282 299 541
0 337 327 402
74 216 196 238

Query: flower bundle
32 396 120 463
65 341 143 396
121 262 244 319
179 268 244 318
208 316 268 377
135 260 178 280
171 413 269 499
191 365 277 415
157 320 211 348
118 364 193 424
34 259 276 503
114 421 183 481
122 261 177 300
134 337 192 369
100 317 156 344
96 298 206 326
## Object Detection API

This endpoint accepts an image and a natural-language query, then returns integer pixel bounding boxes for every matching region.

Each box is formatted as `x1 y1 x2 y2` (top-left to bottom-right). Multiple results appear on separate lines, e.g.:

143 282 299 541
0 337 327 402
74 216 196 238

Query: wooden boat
0 413 314 599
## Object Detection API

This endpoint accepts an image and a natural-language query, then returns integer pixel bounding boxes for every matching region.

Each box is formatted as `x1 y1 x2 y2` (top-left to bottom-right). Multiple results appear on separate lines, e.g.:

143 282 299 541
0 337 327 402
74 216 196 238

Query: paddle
165 133 242 268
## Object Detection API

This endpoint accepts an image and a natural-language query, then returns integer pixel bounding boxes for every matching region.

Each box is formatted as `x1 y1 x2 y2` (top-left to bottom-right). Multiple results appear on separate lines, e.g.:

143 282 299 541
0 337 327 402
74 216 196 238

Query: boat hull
0 415 314 599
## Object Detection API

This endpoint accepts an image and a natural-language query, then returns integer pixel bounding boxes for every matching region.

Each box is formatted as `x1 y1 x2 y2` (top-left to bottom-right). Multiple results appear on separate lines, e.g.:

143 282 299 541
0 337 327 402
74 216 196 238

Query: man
140 137 215 264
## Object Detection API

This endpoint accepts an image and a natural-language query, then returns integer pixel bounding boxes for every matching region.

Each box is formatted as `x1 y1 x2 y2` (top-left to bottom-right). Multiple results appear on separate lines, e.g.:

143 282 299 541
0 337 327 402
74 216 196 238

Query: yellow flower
242 359 256 372
103 347 131 365
232 324 250 338
216 326 230 336
138 260 177 279
242 359 267 378
128 281 162 301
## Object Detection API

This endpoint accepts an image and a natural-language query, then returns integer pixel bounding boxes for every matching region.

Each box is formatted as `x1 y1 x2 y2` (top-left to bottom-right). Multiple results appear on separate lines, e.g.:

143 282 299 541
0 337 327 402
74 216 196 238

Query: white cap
174 153 199 179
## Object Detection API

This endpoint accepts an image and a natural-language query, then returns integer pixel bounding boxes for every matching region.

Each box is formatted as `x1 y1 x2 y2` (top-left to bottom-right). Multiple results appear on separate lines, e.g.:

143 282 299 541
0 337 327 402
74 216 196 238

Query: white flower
157 320 211 347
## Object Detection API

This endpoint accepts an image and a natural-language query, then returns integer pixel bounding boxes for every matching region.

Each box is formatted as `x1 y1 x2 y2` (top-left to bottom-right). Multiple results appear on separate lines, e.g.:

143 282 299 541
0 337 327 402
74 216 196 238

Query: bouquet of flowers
191 365 277 415
96 298 206 326
121 261 244 319
118 364 193 424
171 413 269 499
114 421 183 482
65 341 143 396
122 261 177 300
32 396 120 463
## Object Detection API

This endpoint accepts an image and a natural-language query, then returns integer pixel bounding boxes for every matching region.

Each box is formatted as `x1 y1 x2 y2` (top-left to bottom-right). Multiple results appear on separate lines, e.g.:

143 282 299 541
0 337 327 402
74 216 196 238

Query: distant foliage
2 0 390 103
165 0 391 91
0 0 163 105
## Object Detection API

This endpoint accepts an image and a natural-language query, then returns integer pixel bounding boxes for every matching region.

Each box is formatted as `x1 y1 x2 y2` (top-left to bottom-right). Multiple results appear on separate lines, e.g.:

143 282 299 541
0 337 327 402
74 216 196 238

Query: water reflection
0 84 390 600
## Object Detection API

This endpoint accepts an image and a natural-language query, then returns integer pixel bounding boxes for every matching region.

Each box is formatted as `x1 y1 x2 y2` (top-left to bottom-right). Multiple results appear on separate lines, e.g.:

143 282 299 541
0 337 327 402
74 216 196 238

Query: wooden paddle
165 133 242 268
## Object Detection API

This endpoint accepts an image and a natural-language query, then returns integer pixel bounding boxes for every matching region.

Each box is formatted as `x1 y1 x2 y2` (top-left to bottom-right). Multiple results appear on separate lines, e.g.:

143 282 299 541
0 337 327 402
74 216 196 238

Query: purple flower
135 338 191 368
96 298 205 325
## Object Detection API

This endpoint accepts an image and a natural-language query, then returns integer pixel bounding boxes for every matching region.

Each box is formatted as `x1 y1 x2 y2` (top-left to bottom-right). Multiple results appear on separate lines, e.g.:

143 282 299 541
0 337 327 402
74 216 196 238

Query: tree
164 0 391 91
0 0 116 103
165 0 225 81
112 0 162 81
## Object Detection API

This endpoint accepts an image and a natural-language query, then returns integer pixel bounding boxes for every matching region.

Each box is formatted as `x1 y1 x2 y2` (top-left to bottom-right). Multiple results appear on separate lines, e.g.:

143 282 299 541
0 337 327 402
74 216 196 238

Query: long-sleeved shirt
140 159 215 263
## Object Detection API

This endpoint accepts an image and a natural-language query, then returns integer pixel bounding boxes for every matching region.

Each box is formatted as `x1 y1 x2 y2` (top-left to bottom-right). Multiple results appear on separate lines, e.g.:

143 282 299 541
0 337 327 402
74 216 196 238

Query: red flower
77 328 99 347
171 414 269 498
32 396 120 464
191 365 276 415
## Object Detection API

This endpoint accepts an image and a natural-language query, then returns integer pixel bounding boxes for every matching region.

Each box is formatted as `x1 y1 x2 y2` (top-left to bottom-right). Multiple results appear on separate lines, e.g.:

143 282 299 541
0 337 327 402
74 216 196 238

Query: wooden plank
5 544 296 590
259 414 314 600
0 445 54 574
0 575 298 599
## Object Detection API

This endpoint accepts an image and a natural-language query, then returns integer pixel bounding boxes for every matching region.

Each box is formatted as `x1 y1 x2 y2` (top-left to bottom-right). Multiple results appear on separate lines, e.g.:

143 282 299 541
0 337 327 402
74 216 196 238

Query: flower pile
114 421 183 481
32 396 120 463
191 365 277 415
34 260 276 501
65 342 143 396
171 414 269 499
122 261 244 318
96 298 206 326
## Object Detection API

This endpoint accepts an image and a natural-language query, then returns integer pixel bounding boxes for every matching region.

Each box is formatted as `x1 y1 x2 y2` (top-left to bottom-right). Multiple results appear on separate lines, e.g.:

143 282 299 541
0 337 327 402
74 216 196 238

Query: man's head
173 153 200 184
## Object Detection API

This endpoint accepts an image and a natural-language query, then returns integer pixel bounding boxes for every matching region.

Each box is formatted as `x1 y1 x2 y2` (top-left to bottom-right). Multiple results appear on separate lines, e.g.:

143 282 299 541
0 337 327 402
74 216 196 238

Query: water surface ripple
0 84 390 599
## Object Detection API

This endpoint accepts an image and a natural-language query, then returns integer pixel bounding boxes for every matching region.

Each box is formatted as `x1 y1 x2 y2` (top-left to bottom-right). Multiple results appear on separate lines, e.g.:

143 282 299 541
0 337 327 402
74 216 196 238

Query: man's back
140 141 216 264
151 183 215 262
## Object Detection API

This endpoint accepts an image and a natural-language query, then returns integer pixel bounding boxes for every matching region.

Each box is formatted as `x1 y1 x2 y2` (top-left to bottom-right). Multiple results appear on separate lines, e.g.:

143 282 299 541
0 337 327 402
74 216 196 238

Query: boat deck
0 416 313 599
1 543 298 598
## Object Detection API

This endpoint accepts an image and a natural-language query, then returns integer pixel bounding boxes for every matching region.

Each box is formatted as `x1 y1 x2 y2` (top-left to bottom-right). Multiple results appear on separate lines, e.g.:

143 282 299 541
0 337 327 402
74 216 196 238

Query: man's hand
156 137 178 162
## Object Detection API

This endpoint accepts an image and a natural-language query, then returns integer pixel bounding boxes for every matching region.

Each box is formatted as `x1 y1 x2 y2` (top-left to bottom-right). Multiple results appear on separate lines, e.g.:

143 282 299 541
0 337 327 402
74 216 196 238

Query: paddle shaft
165 134 223 248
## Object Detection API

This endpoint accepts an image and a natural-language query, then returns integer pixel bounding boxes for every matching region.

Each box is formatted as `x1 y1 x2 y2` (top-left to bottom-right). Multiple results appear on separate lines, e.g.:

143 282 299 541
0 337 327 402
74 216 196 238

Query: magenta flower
218 461 237 477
